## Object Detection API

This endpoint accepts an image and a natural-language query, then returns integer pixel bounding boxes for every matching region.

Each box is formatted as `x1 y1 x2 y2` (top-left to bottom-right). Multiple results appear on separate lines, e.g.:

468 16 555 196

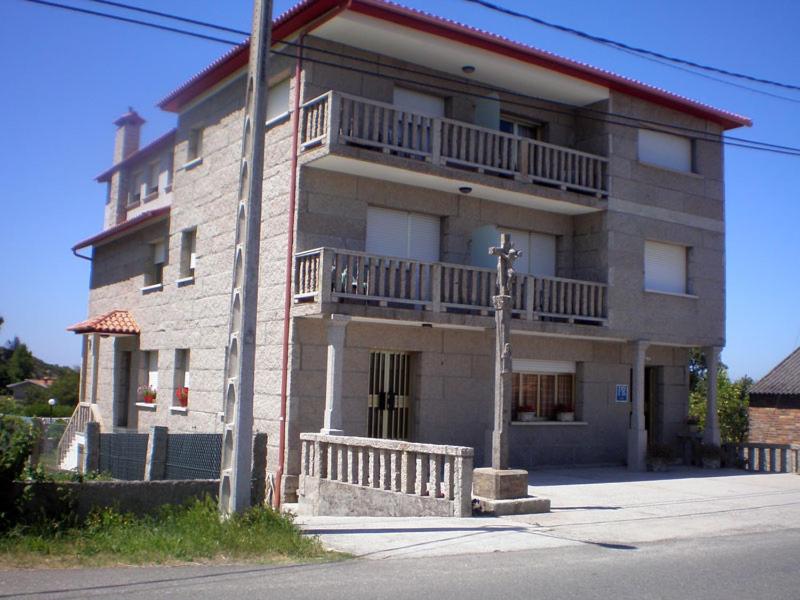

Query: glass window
512 372 574 420
179 228 197 280
187 128 203 161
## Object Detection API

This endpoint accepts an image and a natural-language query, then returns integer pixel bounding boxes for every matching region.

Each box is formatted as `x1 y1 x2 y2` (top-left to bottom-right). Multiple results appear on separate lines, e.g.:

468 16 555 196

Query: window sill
127 200 141 209
135 402 157 410
141 283 164 294
143 191 159 203
644 289 698 299
176 275 195 287
512 420 588 426
180 157 203 171
266 112 291 128
169 406 188 414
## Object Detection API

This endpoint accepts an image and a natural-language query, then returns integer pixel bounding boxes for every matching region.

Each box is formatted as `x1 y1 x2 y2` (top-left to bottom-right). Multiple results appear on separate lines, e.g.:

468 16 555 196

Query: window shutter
393 88 445 117
512 359 575 374
645 241 687 294
501 228 530 275
638 129 692 173
530 232 556 277
407 213 440 262
148 352 159 389
366 207 407 258
267 78 291 122
153 241 166 265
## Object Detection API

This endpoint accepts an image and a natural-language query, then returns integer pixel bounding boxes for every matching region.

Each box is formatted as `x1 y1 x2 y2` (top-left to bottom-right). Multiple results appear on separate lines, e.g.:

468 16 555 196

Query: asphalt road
2 528 799 600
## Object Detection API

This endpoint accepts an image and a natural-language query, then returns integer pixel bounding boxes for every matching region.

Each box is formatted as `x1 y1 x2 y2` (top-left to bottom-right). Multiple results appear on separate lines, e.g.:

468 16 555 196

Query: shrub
0 416 34 485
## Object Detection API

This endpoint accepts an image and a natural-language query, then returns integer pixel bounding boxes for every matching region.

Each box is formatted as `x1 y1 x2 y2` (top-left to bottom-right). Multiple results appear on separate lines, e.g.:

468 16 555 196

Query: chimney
113 107 145 163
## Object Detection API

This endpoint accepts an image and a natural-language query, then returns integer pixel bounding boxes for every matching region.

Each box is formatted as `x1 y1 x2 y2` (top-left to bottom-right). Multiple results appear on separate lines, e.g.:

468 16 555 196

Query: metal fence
98 433 149 480
164 434 222 480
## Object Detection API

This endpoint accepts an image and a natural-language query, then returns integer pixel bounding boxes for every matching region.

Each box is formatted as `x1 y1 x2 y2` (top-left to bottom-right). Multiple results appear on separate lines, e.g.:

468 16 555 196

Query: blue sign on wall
615 384 629 403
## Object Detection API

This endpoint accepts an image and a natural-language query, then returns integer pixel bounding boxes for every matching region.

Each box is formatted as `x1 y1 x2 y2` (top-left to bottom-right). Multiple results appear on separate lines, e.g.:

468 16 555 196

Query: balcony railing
300 91 609 197
294 248 608 325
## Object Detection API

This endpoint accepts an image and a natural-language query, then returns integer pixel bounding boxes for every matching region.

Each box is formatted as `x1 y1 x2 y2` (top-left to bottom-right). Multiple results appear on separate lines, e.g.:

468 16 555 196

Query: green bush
0 416 34 485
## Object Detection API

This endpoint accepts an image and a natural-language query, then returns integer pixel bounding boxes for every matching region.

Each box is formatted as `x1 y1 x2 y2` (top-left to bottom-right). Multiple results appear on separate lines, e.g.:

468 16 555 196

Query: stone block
472 467 529 500
474 495 550 515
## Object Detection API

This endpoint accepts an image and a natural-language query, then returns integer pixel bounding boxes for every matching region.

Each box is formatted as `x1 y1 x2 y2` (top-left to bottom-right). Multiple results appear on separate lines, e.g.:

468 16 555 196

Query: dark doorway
115 350 132 428
644 366 660 445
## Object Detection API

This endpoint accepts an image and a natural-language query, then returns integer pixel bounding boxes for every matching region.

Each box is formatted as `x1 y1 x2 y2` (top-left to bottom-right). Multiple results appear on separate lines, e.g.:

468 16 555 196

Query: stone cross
488 233 520 470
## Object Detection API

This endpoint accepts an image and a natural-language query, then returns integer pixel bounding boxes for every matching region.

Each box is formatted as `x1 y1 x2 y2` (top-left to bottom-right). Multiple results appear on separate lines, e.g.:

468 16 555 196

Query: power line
461 0 800 93
21 0 240 45
20 0 800 157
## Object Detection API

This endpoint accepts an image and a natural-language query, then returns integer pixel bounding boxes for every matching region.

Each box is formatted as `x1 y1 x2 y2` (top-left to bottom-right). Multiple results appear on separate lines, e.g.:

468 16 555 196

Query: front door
115 350 132 428
367 351 411 440
644 366 659 445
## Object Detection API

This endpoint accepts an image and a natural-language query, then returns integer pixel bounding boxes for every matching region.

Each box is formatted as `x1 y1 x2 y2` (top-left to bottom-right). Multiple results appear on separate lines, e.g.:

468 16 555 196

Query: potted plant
516 405 537 422
554 404 575 422
701 444 722 469
685 415 700 434
139 385 157 404
175 386 189 408
647 444 675 472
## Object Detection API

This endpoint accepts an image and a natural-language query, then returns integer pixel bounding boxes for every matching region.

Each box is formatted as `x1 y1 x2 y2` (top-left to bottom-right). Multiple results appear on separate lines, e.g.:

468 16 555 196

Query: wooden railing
299 433 474 517
57 403 94 468
294 248 608 324
731 442 800 473
300 91 609 197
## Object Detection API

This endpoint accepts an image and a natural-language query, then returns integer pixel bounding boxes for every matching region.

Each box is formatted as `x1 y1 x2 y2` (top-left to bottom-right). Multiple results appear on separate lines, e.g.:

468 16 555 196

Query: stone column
82 421 100 474
322 315 349 435
627 340 648 471
492 295 512 470
703 346 722 446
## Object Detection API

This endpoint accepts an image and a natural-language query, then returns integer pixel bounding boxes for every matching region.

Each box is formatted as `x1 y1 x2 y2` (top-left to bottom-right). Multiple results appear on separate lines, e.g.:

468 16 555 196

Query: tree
46 369 80 406
688 354 752 444
4 343 35 385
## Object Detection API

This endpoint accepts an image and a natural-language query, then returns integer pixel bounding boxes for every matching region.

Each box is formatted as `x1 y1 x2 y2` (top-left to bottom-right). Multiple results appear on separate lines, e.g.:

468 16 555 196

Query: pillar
144 426 168 480
82 421 100 474
627 340 648 471
703 346 721 446
322 315 349 435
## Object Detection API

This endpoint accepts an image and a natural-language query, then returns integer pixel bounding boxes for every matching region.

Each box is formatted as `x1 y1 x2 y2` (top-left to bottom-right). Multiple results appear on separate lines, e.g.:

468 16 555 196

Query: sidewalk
295 467 800 559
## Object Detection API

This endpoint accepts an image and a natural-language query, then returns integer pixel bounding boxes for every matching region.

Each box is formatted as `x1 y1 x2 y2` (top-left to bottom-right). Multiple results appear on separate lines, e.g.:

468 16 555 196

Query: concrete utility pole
219 0 273 516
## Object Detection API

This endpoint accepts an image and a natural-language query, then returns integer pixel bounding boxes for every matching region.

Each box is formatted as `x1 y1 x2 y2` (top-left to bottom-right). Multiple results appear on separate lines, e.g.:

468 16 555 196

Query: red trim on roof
158 0 750 129
72 206 170 252
158 0 347 112
96 129 177 182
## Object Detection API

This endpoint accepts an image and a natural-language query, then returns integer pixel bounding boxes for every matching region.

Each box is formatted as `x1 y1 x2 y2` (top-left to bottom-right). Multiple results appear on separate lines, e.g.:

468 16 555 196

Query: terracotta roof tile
67 310 140 336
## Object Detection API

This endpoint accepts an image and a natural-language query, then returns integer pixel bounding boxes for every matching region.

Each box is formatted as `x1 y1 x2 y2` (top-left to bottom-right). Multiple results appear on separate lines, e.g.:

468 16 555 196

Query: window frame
499 114 543 141
178 228 197 283
510 361 576 422
637 128 695 174
644 240 691 296
186 127 204 163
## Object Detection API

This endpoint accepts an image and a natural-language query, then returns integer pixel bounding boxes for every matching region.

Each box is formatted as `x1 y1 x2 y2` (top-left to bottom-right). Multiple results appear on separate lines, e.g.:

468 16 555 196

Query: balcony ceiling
313 11 610 107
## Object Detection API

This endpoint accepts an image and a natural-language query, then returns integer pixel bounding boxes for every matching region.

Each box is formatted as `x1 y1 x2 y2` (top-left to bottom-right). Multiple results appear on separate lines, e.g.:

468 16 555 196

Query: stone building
65 0 750 501
748 347 800 445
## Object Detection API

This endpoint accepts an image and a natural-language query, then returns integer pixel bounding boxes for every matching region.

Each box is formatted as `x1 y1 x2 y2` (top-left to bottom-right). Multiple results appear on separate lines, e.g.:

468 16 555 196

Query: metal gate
368 351 411 440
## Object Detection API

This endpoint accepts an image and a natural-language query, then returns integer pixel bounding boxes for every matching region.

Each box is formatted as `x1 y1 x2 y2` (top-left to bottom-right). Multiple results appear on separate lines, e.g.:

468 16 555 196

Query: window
266 78 291 123
511 360 575 421
128 171 143 206
393 88 445 117
470 225 556 277
500 116 542 140
638 129 693 173
187 128 203 162
174 349 190 408
146 240 166 286
146 161 160 197
644 240 688 295
179 228 197 281
139 350 159 402
366 206 440 262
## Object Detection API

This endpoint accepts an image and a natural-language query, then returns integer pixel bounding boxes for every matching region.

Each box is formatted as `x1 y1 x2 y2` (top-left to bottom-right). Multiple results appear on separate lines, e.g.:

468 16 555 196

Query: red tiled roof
96 129 176 182
157 0 750 129
72 206 170 252
67 310 140 335
7 379 54 389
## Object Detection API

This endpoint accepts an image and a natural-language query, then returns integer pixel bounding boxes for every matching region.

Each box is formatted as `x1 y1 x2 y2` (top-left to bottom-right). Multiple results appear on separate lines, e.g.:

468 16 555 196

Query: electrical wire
18 0 800 157
461 0 800 93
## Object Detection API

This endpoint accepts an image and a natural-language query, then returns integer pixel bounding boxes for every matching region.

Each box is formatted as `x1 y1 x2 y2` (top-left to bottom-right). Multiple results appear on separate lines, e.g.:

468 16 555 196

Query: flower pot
556 411 575 422
143 395 156 404
517 411 537 422
176 387 189 408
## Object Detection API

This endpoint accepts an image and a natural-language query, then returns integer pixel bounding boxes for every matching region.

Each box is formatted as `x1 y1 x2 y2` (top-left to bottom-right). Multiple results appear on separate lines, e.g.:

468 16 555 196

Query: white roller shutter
366 207 439 262
530 232 556 277
266 78 291 122
513 359 575 374
147 351 159 389
645 240 687 294
638 129 692 173
393 88 445 117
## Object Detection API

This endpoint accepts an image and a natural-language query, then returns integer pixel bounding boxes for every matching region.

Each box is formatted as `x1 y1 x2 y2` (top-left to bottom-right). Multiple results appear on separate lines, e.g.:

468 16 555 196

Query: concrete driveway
295 467 800 559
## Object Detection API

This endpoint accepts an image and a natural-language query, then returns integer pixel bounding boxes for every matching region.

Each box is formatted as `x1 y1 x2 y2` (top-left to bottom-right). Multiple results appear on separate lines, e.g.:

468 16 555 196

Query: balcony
299 91 609 201
294 248 608 326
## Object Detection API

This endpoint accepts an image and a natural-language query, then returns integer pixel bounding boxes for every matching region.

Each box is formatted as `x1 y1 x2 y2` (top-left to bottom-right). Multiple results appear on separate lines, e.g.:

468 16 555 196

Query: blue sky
1 0 798 380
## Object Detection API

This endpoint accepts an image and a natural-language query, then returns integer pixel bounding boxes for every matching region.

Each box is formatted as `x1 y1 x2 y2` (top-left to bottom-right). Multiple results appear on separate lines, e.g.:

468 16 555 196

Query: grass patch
0 496 336 568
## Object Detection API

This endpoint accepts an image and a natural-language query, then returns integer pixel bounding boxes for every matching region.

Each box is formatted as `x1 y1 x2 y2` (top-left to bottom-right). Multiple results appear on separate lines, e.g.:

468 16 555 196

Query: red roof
96 129 176 182
72 206 170 252
157 0 750 129
68 310 141 335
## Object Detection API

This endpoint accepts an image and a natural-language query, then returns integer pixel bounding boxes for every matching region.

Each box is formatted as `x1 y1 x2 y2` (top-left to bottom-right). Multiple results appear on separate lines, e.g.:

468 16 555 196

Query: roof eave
96 129 177 182
72 206 170 252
